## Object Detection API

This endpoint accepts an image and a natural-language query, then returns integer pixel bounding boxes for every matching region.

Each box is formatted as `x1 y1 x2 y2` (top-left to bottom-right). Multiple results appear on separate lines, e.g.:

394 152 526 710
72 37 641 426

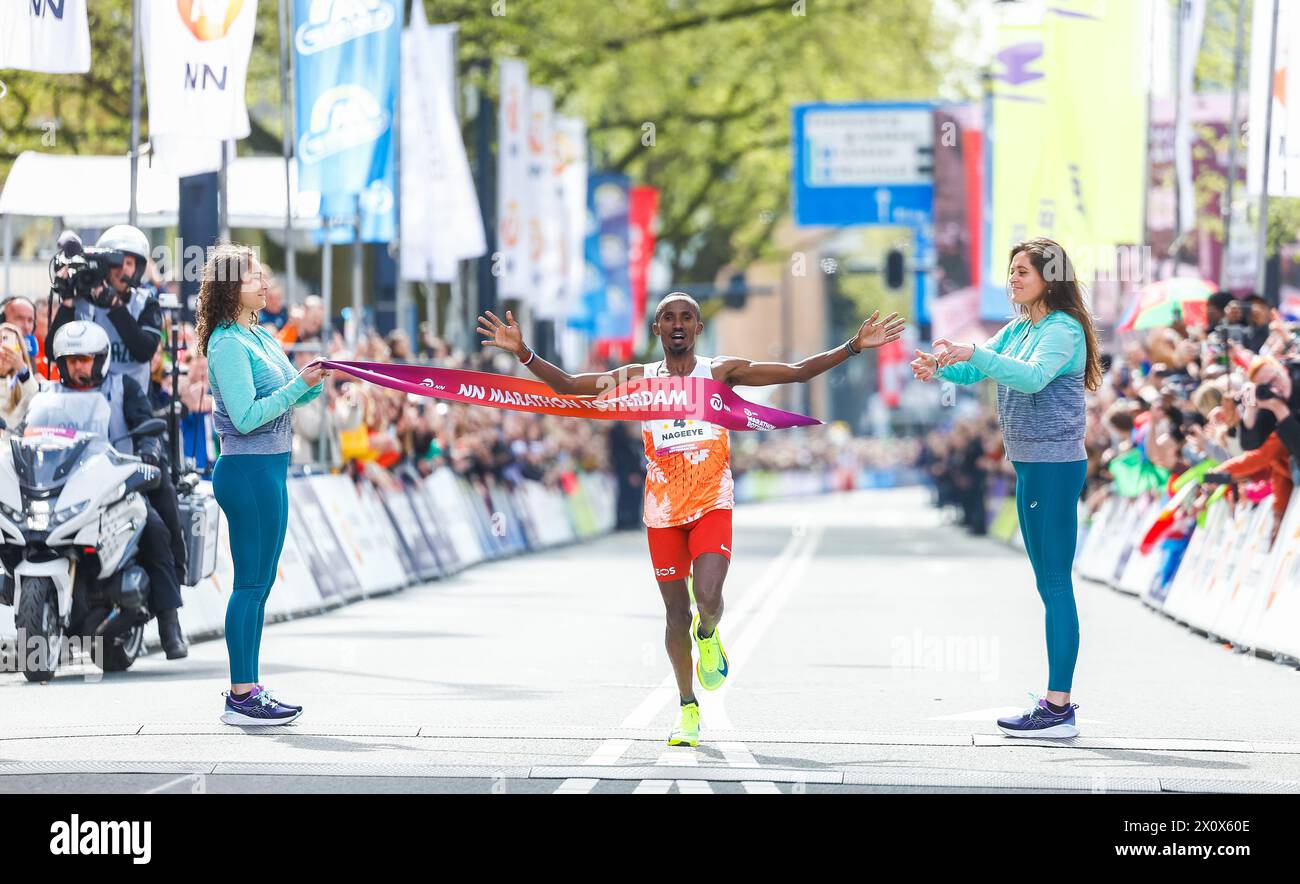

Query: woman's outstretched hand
476 310 527 359
911 349 939 382
932 338 975 368
854 310 907 350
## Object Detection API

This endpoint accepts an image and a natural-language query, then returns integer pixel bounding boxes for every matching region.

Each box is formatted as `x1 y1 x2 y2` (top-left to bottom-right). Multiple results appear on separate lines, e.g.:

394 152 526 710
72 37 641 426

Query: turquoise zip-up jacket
937 310 1087 462
207 322 323 455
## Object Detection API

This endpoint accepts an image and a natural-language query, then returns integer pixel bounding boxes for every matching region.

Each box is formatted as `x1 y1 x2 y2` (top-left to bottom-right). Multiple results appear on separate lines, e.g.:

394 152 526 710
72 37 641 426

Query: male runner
477 294 905 746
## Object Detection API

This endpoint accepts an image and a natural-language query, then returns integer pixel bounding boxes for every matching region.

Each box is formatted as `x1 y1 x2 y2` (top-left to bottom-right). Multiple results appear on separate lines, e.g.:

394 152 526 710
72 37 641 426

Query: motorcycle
0 417 167 681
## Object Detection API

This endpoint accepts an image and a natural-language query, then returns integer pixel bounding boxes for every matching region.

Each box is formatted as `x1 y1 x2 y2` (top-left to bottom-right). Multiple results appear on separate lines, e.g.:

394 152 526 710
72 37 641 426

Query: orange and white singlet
640 355 735 529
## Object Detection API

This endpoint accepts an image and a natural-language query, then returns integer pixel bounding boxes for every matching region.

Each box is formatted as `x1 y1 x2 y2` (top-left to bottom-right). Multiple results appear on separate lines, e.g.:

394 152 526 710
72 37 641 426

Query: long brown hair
195 243 256 357
1008 238 1103 392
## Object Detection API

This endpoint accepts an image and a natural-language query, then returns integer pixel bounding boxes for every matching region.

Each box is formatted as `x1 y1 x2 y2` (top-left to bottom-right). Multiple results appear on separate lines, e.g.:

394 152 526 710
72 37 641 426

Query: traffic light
885 249 906 290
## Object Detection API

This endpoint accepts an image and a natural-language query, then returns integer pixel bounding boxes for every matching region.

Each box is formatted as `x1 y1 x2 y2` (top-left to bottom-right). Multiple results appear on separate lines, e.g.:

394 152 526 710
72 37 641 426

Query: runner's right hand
476 310 526 358
911 349 938 382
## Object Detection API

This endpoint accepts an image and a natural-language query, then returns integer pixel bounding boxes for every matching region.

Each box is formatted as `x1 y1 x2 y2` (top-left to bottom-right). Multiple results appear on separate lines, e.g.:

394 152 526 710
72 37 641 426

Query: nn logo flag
142 0 259 175
0 0 91 74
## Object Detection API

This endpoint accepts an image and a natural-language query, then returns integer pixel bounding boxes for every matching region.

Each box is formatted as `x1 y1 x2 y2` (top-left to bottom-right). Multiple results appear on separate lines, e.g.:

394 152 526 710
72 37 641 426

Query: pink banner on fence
318 360 821 432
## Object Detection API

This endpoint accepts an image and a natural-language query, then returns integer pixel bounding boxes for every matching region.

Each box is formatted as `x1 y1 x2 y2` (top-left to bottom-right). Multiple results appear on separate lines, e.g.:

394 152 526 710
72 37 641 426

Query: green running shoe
668 701 701 747
692 614 730 691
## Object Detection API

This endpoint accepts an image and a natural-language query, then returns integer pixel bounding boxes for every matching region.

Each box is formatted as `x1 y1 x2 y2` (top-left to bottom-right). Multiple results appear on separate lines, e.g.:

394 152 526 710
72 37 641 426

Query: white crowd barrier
0 467 620 648
1075 486 1300 663
733 467 924 504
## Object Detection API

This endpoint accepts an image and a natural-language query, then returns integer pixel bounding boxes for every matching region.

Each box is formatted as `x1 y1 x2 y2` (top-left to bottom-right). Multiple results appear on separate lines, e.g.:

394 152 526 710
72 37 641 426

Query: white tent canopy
0 151 321 229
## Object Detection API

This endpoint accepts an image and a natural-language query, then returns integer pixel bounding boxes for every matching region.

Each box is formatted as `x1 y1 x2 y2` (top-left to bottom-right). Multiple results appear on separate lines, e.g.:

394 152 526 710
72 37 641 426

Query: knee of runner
665 605 692 631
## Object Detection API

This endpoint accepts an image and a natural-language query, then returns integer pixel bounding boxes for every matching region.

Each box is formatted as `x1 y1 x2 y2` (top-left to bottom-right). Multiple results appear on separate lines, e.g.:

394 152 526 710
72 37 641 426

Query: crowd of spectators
2 262 932 536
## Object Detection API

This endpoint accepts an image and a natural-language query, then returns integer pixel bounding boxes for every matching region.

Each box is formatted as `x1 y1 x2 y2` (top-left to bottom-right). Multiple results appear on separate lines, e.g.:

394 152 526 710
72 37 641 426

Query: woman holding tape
912 238 1100 738
197 244 329 726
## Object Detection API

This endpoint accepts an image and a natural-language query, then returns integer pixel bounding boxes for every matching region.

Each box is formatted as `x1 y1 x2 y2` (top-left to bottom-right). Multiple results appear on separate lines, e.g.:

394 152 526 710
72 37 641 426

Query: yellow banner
987 0 1147 307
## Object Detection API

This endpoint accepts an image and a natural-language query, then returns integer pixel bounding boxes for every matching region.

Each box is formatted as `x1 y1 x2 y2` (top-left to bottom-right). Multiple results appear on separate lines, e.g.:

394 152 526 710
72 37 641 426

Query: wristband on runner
519 347 535 366
844 338 861 356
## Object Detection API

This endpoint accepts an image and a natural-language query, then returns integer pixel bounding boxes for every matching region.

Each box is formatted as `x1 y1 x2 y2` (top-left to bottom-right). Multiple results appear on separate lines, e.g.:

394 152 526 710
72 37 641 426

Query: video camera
47 232 126 310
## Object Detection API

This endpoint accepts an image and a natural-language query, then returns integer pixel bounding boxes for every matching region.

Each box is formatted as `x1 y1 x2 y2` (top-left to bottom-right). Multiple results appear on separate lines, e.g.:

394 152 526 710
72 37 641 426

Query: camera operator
46 225 162 394
25 322 188 658
46 226 190 584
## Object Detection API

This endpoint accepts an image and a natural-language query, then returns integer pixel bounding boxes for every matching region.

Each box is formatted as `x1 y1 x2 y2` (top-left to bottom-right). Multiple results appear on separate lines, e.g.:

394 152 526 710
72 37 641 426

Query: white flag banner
526 87 563 318
399 5 486 282
0 0 91 74
1248 0 1300 197
497 59 531 299
554 115 588 321
142 0 258 174
1173 0 1207 235
150 135 234 178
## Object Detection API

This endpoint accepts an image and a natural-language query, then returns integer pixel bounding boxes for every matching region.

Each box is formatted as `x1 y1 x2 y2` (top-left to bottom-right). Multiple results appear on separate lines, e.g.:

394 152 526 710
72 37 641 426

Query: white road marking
553 778 601 794
658 746 698 765
676 779 714 794
717 741 758 767
741 781 783 794
585 739 634 765
633 779 673 794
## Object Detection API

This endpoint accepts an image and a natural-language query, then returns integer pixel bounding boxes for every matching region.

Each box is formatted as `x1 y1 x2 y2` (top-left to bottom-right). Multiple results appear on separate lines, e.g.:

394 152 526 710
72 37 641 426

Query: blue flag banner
293 0 402 243
575 173 631 341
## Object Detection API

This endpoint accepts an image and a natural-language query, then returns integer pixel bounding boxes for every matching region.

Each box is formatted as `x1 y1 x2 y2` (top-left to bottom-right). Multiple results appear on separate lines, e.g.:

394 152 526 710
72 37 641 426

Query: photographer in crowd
24 322 188 658
0 322 39 428
46 227 190 630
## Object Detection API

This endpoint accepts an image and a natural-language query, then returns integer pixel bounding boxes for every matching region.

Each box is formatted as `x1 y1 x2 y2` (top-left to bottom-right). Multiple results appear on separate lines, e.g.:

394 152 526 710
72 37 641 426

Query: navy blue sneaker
220 686 302 726
996 696 1079 738
256 685 302 712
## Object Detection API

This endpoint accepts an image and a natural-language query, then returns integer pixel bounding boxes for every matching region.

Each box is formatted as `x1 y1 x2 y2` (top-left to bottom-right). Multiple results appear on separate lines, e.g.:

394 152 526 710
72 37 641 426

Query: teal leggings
213 452 290 684
1013 459 1088 693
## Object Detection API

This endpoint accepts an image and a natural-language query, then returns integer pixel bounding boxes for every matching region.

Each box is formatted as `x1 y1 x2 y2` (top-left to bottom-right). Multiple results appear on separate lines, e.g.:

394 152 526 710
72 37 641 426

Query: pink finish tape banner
317 360 821 432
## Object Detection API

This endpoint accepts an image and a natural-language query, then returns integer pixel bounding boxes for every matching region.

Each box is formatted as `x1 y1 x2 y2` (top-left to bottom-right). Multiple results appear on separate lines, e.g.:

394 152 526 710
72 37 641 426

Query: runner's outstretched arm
476 309 644 396
713 310 906 387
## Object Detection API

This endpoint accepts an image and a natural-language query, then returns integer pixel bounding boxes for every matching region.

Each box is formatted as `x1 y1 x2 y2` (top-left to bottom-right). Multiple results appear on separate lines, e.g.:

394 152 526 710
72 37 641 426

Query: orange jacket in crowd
1217 431 1293 524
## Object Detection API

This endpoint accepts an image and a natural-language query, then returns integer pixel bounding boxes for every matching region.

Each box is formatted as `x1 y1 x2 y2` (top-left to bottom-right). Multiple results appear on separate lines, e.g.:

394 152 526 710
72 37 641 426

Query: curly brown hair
195 243 256 356
1007 238 1104 392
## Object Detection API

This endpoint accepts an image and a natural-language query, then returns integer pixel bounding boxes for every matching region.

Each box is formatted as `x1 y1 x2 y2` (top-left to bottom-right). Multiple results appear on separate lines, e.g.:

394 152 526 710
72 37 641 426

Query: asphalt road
3 487 1299 794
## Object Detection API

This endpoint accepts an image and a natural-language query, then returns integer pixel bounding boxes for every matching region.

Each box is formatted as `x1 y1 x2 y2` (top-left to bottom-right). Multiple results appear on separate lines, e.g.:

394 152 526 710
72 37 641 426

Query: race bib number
649 418 719 455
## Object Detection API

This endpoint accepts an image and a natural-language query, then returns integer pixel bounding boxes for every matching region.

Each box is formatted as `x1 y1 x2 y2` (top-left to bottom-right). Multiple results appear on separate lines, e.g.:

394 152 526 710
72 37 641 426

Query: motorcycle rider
45 225 189 587
25 321 189 658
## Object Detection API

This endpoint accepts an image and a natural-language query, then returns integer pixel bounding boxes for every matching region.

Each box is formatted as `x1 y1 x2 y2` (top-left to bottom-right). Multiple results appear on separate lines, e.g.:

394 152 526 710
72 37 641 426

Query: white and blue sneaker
220 686 302 726
996 695 1079 738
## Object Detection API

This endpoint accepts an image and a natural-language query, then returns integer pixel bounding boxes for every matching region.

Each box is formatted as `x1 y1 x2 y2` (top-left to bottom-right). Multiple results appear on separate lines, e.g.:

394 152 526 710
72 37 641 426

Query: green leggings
213 452 290 685
1013 459 1087 693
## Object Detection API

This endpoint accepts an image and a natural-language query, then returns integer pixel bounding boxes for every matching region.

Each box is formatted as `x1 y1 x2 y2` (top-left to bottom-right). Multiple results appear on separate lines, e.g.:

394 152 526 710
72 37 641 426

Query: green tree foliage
1 0 951 286
442 0 949 281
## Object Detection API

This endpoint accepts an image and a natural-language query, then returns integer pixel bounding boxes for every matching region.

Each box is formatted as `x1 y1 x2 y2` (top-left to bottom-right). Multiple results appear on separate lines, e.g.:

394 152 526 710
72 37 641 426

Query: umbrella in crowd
1117 278 1218 332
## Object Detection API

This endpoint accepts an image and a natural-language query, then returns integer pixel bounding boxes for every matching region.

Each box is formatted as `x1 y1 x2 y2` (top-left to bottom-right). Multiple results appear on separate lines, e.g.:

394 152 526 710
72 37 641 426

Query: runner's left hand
854 311 906 350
